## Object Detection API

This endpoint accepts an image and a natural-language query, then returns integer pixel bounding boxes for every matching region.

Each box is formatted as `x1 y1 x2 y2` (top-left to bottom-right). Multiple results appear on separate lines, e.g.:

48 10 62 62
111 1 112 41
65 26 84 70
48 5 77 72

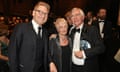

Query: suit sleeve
8 24 23 72
48 38 55 63
84 26 105 58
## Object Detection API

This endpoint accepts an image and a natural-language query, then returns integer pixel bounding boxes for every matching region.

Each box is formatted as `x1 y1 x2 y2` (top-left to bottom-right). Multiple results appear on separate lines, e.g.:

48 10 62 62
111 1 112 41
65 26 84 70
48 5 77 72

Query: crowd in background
0 10 119 38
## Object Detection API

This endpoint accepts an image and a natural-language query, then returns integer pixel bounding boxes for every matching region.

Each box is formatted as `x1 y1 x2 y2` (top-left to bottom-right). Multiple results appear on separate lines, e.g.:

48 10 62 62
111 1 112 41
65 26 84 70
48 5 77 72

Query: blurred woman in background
0 29 9 72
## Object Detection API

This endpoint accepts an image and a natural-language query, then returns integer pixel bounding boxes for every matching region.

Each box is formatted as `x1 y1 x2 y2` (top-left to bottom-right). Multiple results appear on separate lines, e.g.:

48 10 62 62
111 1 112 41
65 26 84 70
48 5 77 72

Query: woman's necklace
60 36 68 45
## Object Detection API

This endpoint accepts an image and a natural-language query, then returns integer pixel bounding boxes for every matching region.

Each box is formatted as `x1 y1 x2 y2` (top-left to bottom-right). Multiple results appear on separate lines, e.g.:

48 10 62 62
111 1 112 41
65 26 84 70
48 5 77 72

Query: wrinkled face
98 9 106 19
71 9 84 28
32 5 49 25
57 22 68 35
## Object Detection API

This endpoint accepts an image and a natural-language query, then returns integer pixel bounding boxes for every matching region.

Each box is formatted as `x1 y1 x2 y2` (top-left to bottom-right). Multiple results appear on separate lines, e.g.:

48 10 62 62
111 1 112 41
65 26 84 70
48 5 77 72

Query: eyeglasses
34 9 48 15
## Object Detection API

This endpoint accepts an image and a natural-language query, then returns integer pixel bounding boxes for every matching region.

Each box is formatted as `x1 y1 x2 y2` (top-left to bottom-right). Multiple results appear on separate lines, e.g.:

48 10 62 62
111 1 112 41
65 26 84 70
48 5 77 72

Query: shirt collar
98 19 105 22
32 19 42 33
76 23 84 30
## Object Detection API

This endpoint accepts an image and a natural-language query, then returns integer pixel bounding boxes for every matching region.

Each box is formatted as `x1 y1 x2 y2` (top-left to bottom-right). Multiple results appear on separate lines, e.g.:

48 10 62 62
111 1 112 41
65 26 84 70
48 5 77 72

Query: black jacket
8 21 49 72
49 35 72 72
69 24 105 72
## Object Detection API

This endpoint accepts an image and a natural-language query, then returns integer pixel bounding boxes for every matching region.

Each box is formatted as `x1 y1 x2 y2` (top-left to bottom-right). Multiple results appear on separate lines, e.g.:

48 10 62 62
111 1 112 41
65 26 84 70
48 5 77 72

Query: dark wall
0 0 119 26
0 0 33 16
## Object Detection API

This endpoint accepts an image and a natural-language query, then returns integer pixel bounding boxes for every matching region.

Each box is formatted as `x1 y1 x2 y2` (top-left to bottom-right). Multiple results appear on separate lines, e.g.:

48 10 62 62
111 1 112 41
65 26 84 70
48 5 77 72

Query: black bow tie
99 20 104 22
75 28 80 33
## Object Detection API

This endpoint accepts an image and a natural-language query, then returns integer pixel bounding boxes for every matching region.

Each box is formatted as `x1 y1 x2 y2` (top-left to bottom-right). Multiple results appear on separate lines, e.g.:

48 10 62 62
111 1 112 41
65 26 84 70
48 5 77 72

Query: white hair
71 7 85 17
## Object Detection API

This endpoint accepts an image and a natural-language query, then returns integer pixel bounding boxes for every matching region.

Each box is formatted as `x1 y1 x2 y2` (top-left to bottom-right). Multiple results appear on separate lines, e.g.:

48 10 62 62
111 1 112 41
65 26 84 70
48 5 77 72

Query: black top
61 45 71 72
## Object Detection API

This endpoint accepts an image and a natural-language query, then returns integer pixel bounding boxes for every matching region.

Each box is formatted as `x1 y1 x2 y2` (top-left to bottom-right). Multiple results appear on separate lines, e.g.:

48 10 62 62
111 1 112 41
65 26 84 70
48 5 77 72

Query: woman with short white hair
49 18 72 72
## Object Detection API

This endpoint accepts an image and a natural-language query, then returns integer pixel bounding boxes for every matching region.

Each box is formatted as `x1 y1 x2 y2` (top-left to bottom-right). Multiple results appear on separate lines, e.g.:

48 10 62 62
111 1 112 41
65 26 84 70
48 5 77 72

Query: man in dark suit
92 8 112 72
69 7 105 72
8 1 50 72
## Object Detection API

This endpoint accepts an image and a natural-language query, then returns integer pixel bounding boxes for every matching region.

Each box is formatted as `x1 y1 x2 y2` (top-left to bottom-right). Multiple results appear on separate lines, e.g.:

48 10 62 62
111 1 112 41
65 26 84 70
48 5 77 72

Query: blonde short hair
54 18 68 29
34 1 50 12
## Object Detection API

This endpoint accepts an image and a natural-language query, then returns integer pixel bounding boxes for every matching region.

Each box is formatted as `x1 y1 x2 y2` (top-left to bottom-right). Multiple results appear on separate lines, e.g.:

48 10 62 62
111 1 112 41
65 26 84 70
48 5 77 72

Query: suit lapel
102 21 107 33
42 28 48 52
27 22 37 59
28 21 37 41
81 24 88 40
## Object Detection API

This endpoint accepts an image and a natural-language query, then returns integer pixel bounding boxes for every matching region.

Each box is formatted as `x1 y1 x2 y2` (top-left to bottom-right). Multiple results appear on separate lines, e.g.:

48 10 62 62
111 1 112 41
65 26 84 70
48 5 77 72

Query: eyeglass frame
34 9 48 15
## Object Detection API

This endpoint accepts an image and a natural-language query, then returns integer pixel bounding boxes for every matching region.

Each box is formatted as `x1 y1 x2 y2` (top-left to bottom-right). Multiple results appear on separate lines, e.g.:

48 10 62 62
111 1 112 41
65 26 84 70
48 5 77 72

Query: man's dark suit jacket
69 24 105 72
92 20 112 43
8 21 49 72
92 19 113 72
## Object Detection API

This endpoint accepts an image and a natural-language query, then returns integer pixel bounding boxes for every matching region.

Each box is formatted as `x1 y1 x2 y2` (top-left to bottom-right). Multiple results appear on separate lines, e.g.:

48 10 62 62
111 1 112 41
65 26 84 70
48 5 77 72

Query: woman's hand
49 62 57 72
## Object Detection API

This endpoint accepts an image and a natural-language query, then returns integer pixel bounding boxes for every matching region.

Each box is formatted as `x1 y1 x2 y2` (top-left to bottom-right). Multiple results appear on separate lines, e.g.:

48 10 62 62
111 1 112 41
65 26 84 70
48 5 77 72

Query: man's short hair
34 1 50 12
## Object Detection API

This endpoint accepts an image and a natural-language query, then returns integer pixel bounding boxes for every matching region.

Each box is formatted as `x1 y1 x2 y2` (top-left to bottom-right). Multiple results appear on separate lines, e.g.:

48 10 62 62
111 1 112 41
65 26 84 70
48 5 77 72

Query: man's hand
74 50 84 59
49 34 57 40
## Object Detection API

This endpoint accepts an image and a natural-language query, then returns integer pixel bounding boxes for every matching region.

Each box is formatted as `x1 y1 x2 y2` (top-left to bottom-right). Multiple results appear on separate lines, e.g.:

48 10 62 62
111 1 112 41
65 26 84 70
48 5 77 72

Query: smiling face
54 18 68 36
32 2 50 26
70 8 85 28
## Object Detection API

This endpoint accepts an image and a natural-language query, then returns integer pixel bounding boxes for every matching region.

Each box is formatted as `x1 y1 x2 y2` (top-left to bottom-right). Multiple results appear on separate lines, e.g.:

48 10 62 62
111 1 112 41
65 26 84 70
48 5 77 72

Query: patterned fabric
0 41 9 72
0 41 8 56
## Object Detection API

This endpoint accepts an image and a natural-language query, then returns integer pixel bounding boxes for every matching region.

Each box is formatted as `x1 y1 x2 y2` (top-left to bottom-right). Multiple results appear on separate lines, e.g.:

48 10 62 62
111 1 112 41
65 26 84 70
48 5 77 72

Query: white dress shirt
72 23 86 65
99 19 104 38
32 19 42 37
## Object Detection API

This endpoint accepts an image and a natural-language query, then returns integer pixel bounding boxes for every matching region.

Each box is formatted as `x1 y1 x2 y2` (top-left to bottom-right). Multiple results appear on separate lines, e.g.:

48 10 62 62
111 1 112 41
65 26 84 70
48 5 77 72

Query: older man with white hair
69 7 105 72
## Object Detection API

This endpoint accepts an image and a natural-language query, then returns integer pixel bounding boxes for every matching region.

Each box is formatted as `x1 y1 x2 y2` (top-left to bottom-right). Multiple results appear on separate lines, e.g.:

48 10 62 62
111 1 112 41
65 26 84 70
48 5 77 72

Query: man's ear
32 10 35 16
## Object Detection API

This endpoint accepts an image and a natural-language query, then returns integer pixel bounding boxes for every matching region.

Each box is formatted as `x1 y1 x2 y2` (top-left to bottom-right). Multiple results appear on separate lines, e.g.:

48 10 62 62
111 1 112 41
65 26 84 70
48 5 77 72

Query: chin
64 33 67 35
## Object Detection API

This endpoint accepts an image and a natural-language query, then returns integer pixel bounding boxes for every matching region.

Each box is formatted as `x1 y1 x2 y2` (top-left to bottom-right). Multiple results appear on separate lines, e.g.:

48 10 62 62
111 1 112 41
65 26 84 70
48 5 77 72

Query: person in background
84 11 94 25
8 1 50 72
69 7 105 72
49 18 72 72
64 11 75 35
65 11 73 27
0 29 9 72
92 8 112 72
